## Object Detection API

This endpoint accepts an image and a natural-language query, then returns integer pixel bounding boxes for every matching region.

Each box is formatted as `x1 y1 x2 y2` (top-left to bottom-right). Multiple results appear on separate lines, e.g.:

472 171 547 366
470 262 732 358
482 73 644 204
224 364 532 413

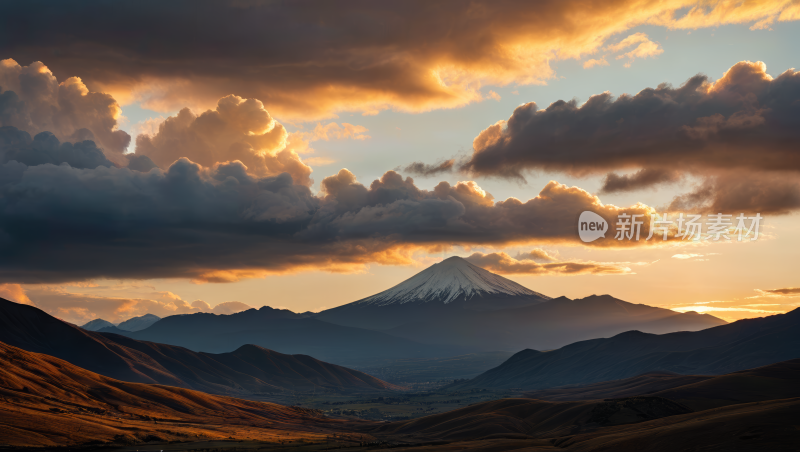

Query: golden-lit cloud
752 287 800 297
0 284 32 305
0 59 130 164
133 94 315 185
464 251 636 276
13 283 253 324
583 58 609 69
603 32 664 67
3 1 798 119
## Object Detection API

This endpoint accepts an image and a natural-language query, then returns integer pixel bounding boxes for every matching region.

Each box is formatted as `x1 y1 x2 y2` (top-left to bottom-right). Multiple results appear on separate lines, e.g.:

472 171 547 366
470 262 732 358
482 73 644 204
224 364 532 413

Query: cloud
402 159 456 176
464 251 634 275
605 33 663 67
297 122 370 142
465 61 800 213
0 59 130 164
0 283 32 305
671 253 704 259
0 144 671 283
2 2 797 119
487 90 502 101
600 168 682 193
1 127 115 169
583 58 609 69
754 287 800 297
516 248 558 262
15 284 253 324
133 94 315 185
211 300 253 315
665 171 800 214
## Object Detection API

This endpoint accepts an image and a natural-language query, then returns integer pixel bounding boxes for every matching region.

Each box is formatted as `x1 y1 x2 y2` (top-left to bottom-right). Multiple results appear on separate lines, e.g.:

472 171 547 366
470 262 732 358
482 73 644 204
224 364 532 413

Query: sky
0 0 799 324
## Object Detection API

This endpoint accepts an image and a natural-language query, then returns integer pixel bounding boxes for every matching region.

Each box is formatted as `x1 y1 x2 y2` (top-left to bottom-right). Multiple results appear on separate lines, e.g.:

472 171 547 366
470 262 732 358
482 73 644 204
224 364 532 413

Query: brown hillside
0 340 370 448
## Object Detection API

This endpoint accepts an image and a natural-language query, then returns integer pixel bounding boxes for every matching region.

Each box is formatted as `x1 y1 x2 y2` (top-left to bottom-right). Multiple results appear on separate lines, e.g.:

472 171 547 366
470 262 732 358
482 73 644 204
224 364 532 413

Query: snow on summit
357 256 548 306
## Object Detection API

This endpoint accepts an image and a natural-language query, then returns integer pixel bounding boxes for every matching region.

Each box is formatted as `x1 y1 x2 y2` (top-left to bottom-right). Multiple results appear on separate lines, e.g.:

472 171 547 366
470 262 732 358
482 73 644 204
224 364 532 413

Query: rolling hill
0 340 360 447
369 359 800 451
0 297 401 395
448 307 800 391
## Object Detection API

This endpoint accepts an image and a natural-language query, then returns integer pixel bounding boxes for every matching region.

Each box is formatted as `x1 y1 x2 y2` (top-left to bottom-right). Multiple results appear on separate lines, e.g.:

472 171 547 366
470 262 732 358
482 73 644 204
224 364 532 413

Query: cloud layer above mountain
0 146 664 283
463 61 800 214
1 1 797 118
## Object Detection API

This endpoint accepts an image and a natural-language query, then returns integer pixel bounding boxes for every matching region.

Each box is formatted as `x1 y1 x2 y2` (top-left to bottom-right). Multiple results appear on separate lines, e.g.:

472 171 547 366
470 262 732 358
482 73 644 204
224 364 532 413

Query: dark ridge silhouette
448 307 800 391
79 318 115 331
116 313 160 331
112 305 470 366
0 297 401 394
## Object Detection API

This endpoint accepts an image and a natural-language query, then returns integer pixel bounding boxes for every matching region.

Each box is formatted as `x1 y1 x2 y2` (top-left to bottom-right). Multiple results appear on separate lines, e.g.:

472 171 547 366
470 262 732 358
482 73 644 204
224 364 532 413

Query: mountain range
0 298 400 395
316 257 724 351
81 313 161 332
66 257 725 368
105 306 469 366
448 306 800 391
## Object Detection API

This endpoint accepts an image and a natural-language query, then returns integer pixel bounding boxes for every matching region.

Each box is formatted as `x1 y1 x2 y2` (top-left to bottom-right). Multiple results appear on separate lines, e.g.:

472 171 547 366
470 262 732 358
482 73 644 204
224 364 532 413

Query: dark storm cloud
2 1 794 118
0 154 658 283
466 61 800 178
403 159 455 177
466 61 800 214
0 126 114 169
666 171 800 215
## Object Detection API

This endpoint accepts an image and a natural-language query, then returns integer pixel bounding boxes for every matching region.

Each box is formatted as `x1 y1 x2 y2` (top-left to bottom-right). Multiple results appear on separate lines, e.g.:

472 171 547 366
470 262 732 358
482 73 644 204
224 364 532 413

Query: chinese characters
614 213 762 241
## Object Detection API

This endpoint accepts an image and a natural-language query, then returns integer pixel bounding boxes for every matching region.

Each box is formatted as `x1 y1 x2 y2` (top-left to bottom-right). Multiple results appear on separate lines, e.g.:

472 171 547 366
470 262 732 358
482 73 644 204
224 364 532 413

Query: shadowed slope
384 295 726 351
524 359 800 410
370 359 800 451
113 306 469 365
449 307 800 391
0 341 360 447
0 297 401 394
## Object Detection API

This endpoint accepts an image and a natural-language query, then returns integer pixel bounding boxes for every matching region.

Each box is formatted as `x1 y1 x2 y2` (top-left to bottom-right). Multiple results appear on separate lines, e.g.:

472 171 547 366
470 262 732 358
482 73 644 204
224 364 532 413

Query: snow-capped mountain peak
356 256 549 306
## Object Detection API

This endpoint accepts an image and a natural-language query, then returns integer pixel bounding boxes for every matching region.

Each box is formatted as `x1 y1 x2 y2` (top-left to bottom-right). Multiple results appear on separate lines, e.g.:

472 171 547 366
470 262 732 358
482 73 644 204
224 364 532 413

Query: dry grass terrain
0 341 374 448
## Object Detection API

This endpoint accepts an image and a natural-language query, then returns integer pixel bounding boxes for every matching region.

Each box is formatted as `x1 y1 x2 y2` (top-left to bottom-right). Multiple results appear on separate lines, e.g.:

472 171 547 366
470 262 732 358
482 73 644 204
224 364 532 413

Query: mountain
113 306 471 366
0 340 351 448
80 318 115 331
448 307 800 391
384 294 727 351
316 256 550 329
370 359 800 451
116 313 160 331
0 297 401 394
